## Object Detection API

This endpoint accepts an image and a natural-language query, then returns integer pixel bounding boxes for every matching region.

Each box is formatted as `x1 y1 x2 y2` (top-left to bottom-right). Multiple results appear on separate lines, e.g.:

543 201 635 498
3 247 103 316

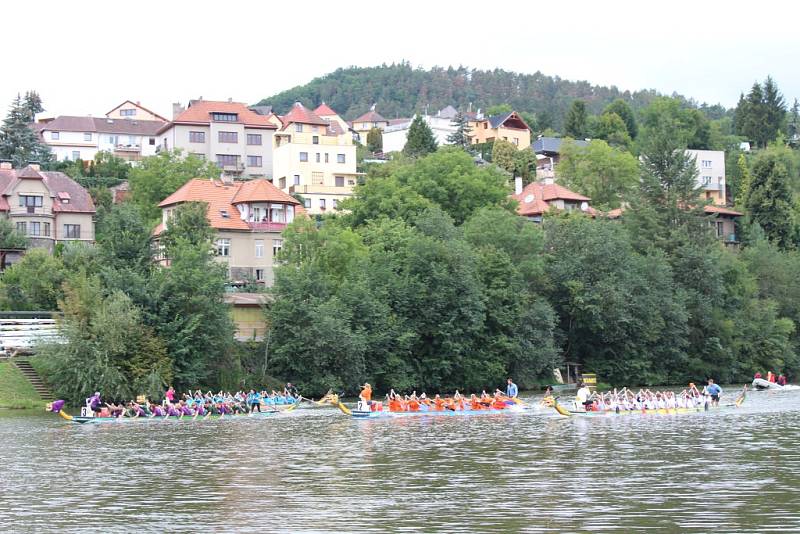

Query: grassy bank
0 361 43 409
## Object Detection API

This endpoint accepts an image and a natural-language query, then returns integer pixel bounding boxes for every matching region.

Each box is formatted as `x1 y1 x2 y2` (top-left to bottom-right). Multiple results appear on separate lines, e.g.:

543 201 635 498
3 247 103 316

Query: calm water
2 389 800 533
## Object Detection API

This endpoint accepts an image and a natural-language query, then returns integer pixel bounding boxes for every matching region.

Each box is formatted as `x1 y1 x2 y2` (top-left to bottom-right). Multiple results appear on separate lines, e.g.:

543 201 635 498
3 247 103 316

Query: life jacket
470 400 482 410
408 399 420 412
492 399 506 410
434 398 445 411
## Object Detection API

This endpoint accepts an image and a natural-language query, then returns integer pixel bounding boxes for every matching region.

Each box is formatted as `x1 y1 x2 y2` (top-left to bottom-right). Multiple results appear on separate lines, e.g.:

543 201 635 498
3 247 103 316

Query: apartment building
0 162 95 260
272 102 358 215
158 99 277 179
687 149 726 205
157 178 305 285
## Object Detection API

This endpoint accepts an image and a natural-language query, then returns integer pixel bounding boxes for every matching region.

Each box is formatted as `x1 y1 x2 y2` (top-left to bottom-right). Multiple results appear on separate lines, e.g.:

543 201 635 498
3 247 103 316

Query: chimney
28 162 41 171
172 102 184 119
514 177 523 195
228 97 232 103
0 160 12 170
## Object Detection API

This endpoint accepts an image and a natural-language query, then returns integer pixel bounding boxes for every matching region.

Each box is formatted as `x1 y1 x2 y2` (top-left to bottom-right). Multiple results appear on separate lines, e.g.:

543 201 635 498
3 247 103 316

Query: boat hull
752 378 799 391
345 405 528 419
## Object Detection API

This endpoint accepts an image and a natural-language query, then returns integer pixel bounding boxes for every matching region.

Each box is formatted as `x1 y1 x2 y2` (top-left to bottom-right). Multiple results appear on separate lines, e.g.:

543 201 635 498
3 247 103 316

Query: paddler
706 379 722 406
359 383 372 411
506 378 518 398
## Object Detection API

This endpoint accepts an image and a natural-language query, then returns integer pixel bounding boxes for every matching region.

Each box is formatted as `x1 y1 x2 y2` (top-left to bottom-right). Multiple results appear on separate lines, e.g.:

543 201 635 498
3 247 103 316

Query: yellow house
272 102 359 215
470 111 531 149
352 107 390 145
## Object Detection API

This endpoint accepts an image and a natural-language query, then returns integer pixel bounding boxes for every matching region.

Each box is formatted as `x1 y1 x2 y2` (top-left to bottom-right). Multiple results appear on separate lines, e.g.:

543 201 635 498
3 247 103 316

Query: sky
3 0 798 120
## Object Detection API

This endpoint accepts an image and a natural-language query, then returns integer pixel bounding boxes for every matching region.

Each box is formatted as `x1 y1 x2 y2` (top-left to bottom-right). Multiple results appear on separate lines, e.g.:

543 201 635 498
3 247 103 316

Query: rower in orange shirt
492 392 507 410
433 394 445 411
407 395 420 412
469 394 483 410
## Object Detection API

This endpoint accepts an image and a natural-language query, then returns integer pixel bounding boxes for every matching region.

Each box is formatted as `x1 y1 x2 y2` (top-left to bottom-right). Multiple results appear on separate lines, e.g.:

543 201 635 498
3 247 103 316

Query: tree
0 94 52 167
639 97 712 150
604 99 638 139
0 218 28 270
735 77 787 148
96 202 153 272
745 151 796 249
446 111 473 149
513 149 537 182
564 100 588 138
22 91 44 122
788 98 800 142
556 139 639 209
0 249 66 311
492 139 517 174
402 115 437 158
160 202 215 254
366 127 383 153
486 104 513 116
589 112 632 148
128 149 219 223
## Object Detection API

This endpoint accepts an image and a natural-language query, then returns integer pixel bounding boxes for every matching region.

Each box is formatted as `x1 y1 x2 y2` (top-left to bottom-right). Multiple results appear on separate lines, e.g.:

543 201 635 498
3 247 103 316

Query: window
716 221 724 237
211 113 237 122
255 240 264 258
319 199 326 210
315 153 320 163
312 126 319 133
312 136 319 145
337 154 345 164
295 124 303 133
43 222 50 236
299 152 308 162
332 199 338 209
335 176 345 187
51 132 59 140
120 109 136 117
72 151 80 160
217 154 239 167
513 137 519 145
64 224 81 239
279 177 286 189
311 172 324 185
84 133 92 141
304 198 311 208
216 238 230 257
324 153 329 163
15 222 26 234
219 209 230 219
702 176 712 186
702 160 712 168
218 131 238 143
109 135 119 145
189 131 206 143
272 239 283 258
128 136 136 145
255 269 264 281
19 195 43 208
30 222 41 236
247 155 262 167
247 133 262 145
293 175 300 186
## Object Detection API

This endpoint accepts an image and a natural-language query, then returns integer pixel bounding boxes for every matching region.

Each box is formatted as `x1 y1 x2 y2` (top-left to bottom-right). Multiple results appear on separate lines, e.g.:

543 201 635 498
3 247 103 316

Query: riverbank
0 361 43 409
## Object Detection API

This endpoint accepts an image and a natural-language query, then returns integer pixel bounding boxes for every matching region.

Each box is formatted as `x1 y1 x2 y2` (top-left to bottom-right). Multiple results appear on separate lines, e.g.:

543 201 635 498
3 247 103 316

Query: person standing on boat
576 382 592 411
164 386 175 406
359 383 372 411
777 374 787 386
506 378 518 399
706 379 722 406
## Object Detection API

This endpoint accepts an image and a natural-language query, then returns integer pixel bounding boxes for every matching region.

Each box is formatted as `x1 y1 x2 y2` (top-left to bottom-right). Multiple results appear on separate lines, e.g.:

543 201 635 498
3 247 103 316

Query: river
2 388 800 533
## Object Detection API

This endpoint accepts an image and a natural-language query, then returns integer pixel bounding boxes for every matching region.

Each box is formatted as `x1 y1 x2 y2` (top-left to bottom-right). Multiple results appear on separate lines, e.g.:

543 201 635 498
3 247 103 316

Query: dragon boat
545 388 746 418
318 392 529 419
751 378 800 391
46 399 298 424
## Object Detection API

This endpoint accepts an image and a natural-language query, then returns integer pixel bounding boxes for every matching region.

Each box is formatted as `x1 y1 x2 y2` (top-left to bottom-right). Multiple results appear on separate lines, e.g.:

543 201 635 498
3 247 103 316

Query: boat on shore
319 393 528 419
751 378 800 391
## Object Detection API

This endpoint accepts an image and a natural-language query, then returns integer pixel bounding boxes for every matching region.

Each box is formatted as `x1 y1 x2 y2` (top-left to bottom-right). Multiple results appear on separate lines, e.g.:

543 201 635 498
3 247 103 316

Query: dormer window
58 192 71 204
220 209 230 218
211 112 238 122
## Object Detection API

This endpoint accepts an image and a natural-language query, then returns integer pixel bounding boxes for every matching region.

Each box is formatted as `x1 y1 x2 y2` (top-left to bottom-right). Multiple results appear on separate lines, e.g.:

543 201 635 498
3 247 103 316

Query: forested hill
256 62 727 130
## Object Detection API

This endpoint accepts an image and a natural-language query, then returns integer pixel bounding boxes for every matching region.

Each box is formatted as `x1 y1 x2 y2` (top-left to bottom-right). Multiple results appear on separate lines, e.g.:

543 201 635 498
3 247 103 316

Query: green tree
745 151 796 249
0 218 28 270
604 99 638 139
402 115 438 158
446 111 473 149
366 127 383 153
0 249 66 311
735 77 787 148
564 100 588 138
589 112 632 148
639 97 712 150
161 201 215 254
0 94 52 167
22 91 44 122
787 98 800 142
492 139 517 174
513 149 537 182
96 202 153 272
128 149 219 223
556 139 639 209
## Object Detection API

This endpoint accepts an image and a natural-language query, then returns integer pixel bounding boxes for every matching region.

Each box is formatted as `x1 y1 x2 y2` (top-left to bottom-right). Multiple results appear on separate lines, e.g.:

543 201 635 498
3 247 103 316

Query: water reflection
2 390 800 532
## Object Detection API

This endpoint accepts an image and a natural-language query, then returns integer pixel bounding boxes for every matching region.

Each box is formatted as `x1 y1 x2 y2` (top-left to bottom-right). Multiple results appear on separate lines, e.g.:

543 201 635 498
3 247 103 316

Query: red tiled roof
281 102 328 129
158 178 305 231
353 110 388 124
313 103 338 116
41 115 165 135
704 205 743 217
512 181 591 216
0 166 95 213
171 100 278 129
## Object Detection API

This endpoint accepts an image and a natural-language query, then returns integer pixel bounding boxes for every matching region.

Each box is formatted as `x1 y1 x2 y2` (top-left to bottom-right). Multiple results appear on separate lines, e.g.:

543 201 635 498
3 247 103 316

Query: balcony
246 221 288 232
220 163 245 173
289 183 354 195
114 144 141 152
701 179 723 191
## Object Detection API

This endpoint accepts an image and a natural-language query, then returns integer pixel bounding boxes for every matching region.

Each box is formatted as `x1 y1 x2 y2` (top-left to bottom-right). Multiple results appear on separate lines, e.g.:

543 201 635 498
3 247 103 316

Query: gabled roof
353 110 388 124
249 105 273 116
512 181 591 217
437 105 459 119
314 103 338 116
0 166 95 213
532 136 589 155
170 100 278 130
158 178 304 231
280 102 329 129
40 116 165 135
704 205 743 217
105 100 168 122
486 111 530 131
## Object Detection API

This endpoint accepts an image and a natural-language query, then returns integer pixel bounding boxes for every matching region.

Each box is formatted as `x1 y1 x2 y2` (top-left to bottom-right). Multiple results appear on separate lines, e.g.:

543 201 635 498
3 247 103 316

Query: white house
686 149 726 205
382 113 459 153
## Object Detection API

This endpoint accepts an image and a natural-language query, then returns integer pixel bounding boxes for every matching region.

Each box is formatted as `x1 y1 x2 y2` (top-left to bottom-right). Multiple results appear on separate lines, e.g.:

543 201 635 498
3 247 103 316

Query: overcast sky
4 0 798 120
